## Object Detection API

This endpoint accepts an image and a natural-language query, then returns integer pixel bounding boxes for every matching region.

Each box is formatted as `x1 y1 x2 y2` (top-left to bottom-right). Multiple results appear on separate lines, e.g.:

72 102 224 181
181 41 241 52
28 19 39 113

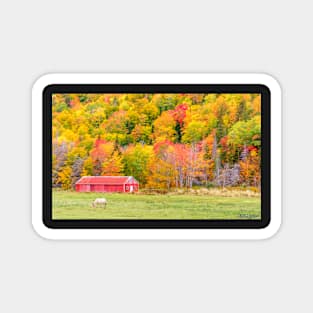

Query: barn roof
75 176 138 185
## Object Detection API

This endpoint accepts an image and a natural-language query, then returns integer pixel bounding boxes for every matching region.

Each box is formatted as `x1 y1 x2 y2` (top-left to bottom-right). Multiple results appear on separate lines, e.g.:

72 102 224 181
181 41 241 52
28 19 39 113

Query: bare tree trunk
212 133 220 184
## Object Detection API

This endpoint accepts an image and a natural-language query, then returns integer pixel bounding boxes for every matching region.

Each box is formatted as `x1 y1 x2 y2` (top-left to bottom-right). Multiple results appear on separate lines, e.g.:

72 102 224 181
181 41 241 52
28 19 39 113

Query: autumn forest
52 93 261 191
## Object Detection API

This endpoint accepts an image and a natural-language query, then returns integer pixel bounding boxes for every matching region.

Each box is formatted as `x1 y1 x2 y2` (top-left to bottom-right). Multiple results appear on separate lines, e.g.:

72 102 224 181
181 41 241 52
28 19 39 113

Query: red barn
75 176 139 193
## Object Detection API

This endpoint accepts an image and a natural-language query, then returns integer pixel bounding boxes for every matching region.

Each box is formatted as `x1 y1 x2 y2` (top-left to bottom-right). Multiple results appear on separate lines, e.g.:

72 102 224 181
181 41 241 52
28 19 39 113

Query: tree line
52 93 261 190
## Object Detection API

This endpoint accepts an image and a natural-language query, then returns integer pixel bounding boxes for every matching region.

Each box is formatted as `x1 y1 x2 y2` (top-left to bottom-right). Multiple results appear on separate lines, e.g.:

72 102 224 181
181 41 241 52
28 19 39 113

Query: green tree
122 145 153 185
182 121 207 143
228 116 261 147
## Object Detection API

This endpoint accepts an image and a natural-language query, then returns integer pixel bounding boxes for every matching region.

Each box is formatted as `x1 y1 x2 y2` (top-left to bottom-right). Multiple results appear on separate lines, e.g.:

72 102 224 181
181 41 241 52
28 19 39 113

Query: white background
0 0 311 312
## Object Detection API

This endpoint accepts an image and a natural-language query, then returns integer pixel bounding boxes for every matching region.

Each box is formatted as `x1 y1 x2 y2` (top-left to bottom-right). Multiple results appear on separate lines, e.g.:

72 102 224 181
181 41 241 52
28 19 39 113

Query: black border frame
43 84 270 229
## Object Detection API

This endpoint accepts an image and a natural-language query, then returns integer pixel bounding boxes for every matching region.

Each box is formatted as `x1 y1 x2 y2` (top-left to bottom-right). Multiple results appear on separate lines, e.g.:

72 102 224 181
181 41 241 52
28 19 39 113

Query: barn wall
90 184 124 192
90 185 104 192
76 184 89 192
125 183 139 192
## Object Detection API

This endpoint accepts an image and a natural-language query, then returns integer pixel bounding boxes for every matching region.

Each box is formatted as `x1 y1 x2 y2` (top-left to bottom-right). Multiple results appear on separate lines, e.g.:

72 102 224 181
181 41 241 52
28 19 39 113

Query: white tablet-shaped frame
32 73 281 240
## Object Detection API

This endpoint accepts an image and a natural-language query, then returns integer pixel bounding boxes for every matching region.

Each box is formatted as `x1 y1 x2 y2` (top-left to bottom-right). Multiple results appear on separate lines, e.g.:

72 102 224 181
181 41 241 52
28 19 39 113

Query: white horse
92 198 107 208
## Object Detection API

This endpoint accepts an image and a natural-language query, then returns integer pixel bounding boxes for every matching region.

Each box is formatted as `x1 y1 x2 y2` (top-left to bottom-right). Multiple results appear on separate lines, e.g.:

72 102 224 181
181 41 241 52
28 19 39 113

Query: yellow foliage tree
101 151 123 176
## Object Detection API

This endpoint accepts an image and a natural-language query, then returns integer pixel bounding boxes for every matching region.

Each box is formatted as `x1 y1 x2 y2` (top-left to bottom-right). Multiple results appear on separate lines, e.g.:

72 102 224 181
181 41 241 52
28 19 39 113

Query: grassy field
52 190 261 220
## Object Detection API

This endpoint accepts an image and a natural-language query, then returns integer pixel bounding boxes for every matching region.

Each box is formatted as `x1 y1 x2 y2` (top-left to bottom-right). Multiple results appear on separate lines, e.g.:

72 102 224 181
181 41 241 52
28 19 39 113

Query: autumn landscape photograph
52 93 261 220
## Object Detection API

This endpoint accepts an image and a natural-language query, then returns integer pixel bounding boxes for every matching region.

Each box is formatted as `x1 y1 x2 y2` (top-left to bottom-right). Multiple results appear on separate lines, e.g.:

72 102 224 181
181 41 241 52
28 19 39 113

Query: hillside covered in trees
52 93 261 190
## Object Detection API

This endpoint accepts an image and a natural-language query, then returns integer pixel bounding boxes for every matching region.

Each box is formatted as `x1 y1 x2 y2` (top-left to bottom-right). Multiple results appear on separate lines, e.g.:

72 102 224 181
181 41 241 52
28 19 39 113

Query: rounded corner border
32 73 282 240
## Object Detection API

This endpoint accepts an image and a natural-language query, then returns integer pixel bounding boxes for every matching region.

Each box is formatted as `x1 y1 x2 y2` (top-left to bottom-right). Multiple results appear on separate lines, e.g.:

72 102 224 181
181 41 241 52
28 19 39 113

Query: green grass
52 190 261 220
